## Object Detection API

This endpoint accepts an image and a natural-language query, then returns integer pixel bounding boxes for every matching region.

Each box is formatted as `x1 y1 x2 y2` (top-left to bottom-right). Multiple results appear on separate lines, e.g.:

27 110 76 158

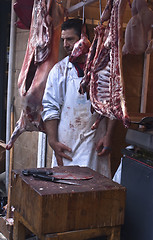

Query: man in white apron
42 18 116 178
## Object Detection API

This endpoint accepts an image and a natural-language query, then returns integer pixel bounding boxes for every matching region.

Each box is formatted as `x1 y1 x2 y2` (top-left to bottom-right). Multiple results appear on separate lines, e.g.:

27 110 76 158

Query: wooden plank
13 212 121 240
7 99 15 219
0 217 13 240
11 173 43 236
68 0 99 13
45 226 121 240
13 210 46 240
140 29 152 113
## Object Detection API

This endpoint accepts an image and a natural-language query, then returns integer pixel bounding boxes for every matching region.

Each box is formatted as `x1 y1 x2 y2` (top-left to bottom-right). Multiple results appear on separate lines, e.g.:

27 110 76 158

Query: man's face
61 28 80 56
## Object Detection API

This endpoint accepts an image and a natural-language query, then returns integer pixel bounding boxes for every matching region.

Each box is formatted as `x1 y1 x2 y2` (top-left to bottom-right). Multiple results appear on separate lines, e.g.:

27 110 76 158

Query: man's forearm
106 118 117 137
44 119 59 148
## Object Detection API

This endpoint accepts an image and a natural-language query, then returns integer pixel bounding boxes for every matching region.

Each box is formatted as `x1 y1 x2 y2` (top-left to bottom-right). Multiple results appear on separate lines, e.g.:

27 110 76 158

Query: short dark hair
61 18 83 38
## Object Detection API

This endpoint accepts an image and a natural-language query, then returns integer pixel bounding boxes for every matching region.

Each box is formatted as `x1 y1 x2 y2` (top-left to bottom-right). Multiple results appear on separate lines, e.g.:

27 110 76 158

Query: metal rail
68 0 99 13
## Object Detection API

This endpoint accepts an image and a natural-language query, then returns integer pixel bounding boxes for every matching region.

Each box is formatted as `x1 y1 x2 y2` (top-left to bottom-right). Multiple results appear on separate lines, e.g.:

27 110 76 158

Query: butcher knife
32 174 81 185
22 169 93 180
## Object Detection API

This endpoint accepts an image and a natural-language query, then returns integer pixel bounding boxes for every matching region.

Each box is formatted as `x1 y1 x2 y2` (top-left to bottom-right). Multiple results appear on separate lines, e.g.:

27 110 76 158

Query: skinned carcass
122 0 153 55
6 0 64 150
79 0 130 128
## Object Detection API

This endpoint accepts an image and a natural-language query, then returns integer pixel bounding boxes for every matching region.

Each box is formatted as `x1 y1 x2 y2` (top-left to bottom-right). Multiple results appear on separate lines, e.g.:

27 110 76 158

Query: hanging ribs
6 0 64 150
79 0 130 128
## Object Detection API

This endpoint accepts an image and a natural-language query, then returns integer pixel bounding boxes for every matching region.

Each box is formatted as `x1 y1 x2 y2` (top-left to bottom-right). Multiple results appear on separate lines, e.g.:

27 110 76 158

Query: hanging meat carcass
69 32 91 63
122 0 153 55
14 0 34 29
79 0 130 128
69 24 91 63
6 0 64 150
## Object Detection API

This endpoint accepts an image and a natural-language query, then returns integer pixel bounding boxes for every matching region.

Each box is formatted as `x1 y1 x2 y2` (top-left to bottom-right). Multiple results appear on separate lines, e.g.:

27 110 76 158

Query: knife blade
33 174 81 185
50 172 93 180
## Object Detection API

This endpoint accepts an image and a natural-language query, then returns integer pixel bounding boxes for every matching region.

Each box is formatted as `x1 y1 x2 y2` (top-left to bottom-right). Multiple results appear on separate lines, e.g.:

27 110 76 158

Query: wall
111 54 145 176
111 50 153 176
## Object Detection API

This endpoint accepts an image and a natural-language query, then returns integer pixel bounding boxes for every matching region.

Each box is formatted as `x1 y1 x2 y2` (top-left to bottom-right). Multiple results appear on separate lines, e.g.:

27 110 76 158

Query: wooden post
6 97 14 219
140 29 152 113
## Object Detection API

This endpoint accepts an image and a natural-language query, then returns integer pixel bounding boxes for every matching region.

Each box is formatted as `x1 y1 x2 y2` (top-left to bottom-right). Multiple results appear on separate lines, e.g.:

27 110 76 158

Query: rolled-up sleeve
41 64 64 122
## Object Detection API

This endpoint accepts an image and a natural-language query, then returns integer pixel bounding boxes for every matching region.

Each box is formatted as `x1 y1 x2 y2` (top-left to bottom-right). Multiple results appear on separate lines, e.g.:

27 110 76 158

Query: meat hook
56 0 62 4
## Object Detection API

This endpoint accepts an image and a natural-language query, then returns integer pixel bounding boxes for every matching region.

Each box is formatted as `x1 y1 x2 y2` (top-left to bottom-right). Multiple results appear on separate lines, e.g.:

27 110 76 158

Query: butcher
41 18 116 178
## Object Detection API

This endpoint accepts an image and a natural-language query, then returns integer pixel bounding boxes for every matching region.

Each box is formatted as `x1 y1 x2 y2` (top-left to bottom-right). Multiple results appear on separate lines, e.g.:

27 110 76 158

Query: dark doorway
0 0 11 141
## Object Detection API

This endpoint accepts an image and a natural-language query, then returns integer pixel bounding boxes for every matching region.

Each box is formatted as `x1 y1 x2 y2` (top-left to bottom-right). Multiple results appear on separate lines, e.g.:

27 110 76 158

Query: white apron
51 60 111 178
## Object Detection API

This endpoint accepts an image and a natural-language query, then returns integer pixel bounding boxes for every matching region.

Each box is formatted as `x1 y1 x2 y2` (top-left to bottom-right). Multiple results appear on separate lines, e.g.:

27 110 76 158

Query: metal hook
56 0 62 4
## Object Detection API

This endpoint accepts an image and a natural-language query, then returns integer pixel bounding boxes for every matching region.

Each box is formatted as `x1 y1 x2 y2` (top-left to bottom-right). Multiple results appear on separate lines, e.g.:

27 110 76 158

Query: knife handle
22 169 53 176
33 174 55 182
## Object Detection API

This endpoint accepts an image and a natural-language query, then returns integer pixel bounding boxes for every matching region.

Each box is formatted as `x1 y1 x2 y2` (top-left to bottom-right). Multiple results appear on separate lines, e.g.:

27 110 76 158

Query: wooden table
11 166 126 240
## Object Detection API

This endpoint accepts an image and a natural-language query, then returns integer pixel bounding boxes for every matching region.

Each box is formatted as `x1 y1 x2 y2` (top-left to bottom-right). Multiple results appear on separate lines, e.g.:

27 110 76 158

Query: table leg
13 214 26 240
107 227 121 240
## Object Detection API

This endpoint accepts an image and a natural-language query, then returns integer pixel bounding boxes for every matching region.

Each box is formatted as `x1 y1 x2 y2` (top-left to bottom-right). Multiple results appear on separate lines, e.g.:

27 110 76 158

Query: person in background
41 18 116 179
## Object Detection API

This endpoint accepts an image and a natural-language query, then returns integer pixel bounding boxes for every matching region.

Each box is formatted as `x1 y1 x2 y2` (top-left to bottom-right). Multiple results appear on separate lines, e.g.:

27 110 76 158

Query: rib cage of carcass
6 0 64 150
79 0 130 129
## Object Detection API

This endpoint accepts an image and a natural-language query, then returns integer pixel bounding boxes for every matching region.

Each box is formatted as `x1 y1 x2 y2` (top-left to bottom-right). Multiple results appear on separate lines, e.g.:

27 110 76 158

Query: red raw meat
14 0 34 29
79 0 130 128
6 0 64 150
69 32 91 63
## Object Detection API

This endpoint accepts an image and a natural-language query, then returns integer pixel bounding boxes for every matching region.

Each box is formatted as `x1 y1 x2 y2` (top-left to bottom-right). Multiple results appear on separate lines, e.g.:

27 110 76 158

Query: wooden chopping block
11 166 126 237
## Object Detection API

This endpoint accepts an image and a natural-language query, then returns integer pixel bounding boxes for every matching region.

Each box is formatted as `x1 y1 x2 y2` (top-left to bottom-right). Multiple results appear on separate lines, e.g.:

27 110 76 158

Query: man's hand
50 141 72 166
96 135 112 156
96 118 117 156
44 119 72 166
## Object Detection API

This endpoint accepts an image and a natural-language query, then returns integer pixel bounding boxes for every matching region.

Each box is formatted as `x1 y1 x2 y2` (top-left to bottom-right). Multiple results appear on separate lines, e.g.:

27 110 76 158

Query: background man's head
61 18 82 55
61 18 83 38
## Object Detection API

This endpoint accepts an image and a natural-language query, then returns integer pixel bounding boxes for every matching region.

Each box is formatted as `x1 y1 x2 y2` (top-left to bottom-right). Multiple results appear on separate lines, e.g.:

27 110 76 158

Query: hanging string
82 3 85 24
99 0 102 19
